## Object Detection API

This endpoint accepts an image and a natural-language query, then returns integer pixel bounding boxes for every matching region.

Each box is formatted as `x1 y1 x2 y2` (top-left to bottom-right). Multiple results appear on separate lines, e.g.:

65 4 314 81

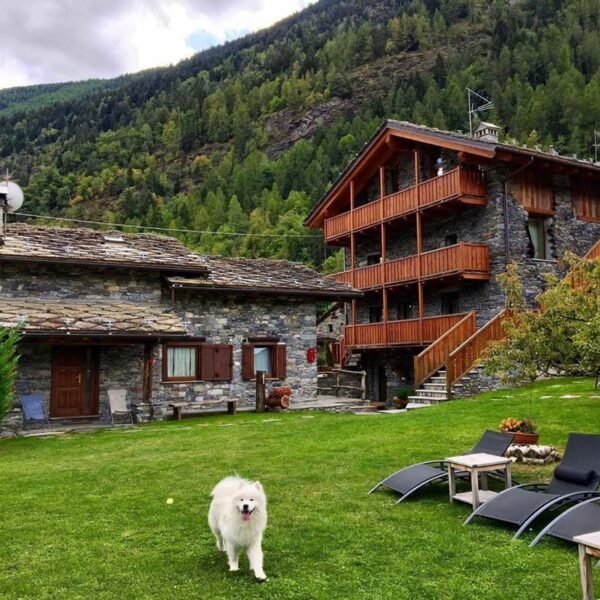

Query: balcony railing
324 166 486 242
344 313 469 348
333 243 489 290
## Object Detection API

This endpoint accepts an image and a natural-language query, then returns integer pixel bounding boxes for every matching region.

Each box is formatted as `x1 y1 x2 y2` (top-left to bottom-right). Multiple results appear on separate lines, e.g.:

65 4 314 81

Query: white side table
574 531 600 600
445 452 512 509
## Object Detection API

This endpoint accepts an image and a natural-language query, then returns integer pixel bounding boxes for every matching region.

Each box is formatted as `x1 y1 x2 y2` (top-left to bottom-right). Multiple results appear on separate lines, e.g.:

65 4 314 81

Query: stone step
415 389 448 399
407 395 448 405
423 382 446 391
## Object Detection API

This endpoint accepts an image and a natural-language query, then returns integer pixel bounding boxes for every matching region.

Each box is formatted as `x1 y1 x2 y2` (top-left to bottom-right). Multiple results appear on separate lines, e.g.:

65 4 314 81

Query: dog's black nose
243 504 249 511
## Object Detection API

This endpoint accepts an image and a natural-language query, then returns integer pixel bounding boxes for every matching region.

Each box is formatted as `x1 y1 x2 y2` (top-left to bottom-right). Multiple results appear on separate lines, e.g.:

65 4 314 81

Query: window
440 292 459 315
369 305 383 323
162 342 232 382
527 217 550 259
444 234 458 247
165 346 197 381
328 324 334 333
242 340 286 380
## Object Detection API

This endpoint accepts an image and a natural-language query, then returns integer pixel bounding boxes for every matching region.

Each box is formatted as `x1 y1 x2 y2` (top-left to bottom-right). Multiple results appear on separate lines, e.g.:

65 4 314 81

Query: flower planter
512 432 539 445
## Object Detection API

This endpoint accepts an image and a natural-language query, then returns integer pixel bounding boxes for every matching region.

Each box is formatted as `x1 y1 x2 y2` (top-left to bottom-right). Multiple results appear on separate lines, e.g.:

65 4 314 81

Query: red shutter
200 345 215 380
201 345 233 381
242 344 254 380
274 344 287 379
214 345 233 381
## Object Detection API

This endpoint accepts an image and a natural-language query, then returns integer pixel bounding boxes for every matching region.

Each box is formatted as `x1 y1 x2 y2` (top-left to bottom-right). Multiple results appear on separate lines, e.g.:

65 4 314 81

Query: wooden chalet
305 120 600 403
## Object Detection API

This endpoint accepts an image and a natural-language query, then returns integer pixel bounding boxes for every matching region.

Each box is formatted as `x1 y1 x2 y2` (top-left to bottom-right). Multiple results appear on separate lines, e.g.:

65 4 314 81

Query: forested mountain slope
1 0 599 268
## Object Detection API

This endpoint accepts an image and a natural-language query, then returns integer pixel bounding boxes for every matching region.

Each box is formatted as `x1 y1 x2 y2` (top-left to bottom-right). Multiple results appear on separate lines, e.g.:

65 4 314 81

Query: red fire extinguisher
306 347 317 363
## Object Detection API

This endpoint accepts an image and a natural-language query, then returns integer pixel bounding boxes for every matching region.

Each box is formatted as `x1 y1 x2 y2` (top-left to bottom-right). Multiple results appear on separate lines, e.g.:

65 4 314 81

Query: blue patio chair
21 394 50 430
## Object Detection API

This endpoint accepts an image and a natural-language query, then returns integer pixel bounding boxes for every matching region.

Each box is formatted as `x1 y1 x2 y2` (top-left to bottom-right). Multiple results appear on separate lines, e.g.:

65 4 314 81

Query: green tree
0 327 21 422
485 256 600 387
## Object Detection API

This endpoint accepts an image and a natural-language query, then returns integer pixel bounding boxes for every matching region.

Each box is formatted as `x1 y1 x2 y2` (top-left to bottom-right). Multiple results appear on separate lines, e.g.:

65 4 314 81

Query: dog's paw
255 576 268 583
228 566 239 572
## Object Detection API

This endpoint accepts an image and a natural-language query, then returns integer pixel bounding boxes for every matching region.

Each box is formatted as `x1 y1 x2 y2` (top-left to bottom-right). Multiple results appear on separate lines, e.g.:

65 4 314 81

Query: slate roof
0 298 189 336
167 255 361 299
0 223 208 274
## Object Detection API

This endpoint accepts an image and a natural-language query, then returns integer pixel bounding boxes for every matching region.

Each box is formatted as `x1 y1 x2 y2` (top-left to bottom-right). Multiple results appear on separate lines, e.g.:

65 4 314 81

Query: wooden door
51 347 99 417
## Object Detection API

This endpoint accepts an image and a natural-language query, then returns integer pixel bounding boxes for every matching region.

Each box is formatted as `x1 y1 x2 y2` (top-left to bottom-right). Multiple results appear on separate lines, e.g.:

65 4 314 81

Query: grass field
1 377 599 599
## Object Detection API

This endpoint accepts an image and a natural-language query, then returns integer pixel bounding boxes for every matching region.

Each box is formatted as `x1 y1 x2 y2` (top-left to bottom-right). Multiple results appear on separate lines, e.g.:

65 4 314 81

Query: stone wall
1 264 320 431
151 292 318 409
317 304 345 339
0 264 162 302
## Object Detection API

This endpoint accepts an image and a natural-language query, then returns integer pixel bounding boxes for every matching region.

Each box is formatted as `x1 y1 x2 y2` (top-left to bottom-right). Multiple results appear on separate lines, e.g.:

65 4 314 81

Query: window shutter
274 344 287 379
242 344 254 380
201 345 233 381
214 345 232 381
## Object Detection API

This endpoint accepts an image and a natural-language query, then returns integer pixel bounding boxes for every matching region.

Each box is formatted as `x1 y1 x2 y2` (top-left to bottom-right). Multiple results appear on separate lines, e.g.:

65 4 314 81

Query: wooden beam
414 149 424 346
143 343 155 403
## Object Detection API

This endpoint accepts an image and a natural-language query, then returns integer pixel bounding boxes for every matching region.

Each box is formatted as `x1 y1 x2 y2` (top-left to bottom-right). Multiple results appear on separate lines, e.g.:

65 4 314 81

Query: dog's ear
253 481 263 493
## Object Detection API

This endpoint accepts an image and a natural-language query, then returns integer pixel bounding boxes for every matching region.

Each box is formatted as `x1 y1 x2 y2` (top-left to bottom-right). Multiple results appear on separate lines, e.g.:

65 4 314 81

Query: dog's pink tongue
242 512 252 521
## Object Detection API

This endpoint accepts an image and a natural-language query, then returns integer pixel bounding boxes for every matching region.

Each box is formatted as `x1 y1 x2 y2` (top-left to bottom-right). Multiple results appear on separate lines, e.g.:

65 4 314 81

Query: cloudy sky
0 0 316 90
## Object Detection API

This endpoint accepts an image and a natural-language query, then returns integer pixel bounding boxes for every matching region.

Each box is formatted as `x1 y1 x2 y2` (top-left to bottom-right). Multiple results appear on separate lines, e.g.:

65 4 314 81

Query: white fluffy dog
208 476 268 581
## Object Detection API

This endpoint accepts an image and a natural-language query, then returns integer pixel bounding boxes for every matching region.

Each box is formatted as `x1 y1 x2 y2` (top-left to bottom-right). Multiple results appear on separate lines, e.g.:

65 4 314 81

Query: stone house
305 120 600 402
0 224 358 429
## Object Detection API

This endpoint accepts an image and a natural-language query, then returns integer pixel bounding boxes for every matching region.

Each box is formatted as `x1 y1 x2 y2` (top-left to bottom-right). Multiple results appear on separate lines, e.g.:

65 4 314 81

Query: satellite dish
0 181 24 213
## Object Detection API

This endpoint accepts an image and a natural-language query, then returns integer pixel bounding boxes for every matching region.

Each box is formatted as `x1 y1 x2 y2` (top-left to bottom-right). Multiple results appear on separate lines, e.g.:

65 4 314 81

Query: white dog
208 476 268 581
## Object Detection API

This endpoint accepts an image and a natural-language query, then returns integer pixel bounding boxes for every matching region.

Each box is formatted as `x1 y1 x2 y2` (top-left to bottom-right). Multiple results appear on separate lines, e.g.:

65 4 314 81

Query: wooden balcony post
414 149 424 345
379 166 387 344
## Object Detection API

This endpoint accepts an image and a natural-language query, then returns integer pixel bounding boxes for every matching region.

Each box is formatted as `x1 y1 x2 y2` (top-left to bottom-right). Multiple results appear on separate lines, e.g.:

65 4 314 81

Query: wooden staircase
407 238 599 405
409 309 511 404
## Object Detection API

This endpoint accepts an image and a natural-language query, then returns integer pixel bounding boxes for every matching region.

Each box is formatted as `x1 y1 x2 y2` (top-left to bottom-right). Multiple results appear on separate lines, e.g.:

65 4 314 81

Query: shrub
396 384 415 400
0 327 21 422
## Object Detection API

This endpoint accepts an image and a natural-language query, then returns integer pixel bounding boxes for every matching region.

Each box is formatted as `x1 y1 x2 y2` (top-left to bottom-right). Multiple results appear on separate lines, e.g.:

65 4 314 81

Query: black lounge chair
529 496 600 547
464 433 600 539
368 430 514 503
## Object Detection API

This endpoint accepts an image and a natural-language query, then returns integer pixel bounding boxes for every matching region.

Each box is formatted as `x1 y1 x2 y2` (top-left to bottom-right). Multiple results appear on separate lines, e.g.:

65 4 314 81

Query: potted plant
266 386 292 410
499 418 539 445
392 384 415 409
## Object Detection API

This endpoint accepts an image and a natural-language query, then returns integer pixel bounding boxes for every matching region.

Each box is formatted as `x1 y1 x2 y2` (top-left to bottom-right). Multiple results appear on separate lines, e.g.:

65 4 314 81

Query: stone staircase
408 365 495 404
343 350 362 370
408 369 451 404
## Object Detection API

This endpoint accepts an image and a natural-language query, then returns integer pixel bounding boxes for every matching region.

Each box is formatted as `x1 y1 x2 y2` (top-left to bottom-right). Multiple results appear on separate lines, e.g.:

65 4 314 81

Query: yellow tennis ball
166 498 174 505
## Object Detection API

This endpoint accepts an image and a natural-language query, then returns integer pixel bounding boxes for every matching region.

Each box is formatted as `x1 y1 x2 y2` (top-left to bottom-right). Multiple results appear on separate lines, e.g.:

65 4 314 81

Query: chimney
473 122 501 143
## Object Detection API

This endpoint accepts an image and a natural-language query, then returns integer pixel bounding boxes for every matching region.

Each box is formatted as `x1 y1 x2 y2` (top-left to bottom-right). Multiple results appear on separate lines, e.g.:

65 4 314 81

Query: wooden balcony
324 166 486 243
333 243 489 290
344 313 469 348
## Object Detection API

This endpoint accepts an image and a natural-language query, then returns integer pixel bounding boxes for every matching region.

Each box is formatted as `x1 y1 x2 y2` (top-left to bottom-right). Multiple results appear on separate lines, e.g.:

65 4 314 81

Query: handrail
332 242 489 290
413 311 476 388
323 166 485 240
583 239 600 260
446 309 511 392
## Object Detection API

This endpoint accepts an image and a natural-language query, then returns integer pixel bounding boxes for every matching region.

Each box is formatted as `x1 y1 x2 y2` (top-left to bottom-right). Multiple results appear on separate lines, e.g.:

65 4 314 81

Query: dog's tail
210 475 247 498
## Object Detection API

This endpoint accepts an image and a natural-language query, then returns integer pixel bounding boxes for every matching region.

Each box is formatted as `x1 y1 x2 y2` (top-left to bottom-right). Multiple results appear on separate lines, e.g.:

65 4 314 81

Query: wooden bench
168 400 237 420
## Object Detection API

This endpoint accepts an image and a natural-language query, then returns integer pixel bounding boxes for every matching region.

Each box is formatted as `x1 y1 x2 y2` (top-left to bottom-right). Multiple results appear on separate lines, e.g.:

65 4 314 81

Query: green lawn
1 378 599 600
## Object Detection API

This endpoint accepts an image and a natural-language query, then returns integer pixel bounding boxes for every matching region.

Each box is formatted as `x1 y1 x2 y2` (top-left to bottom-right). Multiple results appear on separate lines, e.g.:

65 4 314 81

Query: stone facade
1 262 319 431
343 163 600 398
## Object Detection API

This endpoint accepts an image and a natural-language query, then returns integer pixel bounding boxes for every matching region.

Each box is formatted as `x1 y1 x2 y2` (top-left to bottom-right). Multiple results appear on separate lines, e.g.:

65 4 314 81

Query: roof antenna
466 88 494 137
593 130 600 164
0 169 25 246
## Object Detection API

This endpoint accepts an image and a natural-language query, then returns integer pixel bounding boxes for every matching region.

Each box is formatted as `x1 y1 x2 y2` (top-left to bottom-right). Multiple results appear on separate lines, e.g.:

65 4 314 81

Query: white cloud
0 0 317 90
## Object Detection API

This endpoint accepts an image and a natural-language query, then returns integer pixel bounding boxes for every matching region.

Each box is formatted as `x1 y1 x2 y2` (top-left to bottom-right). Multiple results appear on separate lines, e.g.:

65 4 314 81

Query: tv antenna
466 88 494 136
0 169 25 246
592 130 600 163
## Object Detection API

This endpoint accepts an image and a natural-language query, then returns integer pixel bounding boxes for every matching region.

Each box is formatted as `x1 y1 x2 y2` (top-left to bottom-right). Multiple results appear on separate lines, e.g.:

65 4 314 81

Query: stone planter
512 432 539 445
